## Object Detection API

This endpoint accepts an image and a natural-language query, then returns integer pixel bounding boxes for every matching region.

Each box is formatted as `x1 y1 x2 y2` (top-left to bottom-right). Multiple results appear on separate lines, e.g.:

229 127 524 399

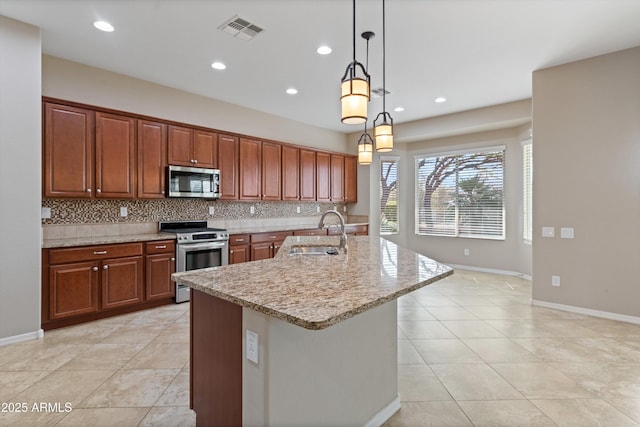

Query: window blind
415 148 505 239
380 157 399 234
522 141 533 243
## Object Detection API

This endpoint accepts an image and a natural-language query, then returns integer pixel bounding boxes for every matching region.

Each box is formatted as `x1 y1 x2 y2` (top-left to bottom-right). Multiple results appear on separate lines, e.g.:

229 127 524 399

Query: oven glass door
177 241 229 273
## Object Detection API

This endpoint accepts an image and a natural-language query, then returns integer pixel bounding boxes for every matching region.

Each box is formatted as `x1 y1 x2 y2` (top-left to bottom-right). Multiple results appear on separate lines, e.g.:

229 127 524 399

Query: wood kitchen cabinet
218 134 239 200
145 240 176 300
282 145 300 201
168 125 217 168
299 148 316 201
95 112 137 199
330 154 344 202
137 120 167 199
239 137 262 200
101 256 144 310
344 155 358 203
293 228 328 237
43 102 95 198
229 234 250 264
262 141 282 201
250 231 292 260
316 151 331 202
49 261 99 320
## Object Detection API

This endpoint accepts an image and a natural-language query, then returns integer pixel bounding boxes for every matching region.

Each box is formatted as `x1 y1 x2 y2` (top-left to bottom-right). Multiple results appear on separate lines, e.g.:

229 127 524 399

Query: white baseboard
532 299 640 325
447 263 532 281
0 329 44 347
364 395 401 427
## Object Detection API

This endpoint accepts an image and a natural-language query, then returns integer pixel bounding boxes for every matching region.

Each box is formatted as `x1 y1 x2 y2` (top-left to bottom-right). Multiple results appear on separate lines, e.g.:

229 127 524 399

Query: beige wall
532 46 640 317
0 16 41 341
42 55 348 153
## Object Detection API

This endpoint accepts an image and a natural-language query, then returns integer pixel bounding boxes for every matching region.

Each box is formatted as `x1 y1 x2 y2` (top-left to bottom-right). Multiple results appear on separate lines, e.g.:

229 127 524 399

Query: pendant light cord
382 0 386 113
352 0 356 64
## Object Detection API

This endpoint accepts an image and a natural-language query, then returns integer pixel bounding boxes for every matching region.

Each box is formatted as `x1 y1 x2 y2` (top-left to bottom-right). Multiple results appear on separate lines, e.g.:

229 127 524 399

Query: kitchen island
173 235 453 427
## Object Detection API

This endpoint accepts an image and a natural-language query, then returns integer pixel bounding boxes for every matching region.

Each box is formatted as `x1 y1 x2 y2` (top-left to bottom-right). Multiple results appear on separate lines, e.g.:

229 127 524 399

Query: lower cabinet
43 240 175 329
250 231 293 261
229 234 250 265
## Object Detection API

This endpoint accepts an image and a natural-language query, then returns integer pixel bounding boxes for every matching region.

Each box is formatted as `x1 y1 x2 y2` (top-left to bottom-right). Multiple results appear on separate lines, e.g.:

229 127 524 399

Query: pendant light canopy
374 0 393 152
341 0 370 125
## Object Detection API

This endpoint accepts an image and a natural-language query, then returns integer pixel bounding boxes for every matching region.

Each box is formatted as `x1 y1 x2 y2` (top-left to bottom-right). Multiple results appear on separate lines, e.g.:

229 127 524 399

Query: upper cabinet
316 152 331 202
43 103 94 198
261 141 282 201
282 145 300 201
218 134 239 200
137 120 167 199
95 112 136 199
239 137 262 200
330 154 344 202
344 155 358 203
168 125 217 168
299 148 316 201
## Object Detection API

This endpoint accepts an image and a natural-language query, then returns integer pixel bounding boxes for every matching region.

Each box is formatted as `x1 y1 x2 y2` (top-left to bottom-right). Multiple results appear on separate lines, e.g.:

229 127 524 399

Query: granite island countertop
173 235 453 330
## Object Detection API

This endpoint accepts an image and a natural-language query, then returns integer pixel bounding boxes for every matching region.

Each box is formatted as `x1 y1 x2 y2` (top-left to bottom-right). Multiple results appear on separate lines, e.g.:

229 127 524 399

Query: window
415 146 505 239
380 157 399 234
522 140 533 243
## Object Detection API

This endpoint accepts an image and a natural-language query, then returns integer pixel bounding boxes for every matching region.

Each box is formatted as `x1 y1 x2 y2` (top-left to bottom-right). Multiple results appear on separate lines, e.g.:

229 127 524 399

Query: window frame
414 145 506 240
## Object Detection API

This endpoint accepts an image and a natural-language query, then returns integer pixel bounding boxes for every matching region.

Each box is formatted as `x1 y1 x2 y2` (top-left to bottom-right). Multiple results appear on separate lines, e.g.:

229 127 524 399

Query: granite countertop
42 233 174 249
173 236 453 330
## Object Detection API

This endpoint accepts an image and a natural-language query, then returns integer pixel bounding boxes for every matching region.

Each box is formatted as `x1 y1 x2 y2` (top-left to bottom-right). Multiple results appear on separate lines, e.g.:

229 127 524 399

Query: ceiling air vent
371 87 391 98
219 15 264 41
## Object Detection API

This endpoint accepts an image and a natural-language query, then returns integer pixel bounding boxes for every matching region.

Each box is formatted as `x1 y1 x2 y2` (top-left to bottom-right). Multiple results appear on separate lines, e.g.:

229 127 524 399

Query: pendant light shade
357 124 374 165
374 0 394 152
374 111 393 152
340 0 370 125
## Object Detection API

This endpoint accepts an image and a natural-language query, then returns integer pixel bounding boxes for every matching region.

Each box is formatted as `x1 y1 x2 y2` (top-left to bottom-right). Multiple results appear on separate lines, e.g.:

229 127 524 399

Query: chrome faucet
318 209 347 251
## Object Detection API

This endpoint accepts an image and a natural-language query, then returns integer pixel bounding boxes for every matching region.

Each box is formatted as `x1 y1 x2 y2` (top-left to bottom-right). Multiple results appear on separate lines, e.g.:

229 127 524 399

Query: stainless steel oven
160 221 229 303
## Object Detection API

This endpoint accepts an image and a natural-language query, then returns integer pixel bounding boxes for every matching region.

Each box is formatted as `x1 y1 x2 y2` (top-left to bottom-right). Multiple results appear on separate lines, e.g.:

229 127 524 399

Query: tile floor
1 270 639 426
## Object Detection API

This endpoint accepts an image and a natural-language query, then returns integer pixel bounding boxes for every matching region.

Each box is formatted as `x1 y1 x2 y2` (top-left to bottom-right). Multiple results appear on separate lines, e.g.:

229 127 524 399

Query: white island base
191 289 400 427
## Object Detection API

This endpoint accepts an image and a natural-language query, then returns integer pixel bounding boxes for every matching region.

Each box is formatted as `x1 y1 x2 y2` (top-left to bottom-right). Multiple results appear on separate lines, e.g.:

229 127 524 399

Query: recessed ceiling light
93 20 114 32
286 88 298 95
434 97 447 103
317 46 332 55
394 107 404 112
211 62 226 70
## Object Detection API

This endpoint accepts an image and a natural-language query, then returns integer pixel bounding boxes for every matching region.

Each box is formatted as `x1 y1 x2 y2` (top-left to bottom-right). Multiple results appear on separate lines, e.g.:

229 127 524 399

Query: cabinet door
299 149 316 201
239 138 262 200
250 242 273 261
229 244 250 264
262 141 282 201
137 120 167 199
146 253 175 300
330 154 344 202
193 130 217 168
282 145 299 201
168 125 193 166
44 103 94 198
49 261 99 319
316 152 331 202
95 112 136 198
344 155 358 203
218 134 239 200
101 256 144 310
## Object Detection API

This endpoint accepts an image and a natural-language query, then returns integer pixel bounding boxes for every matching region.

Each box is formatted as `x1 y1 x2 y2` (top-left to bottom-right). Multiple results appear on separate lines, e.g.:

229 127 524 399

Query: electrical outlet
296 206 301 214
343 205 347 212
316 205 320 213
552 275 561 287
250 206 255 215
560 227 574 239
333 205 337 211
209 206 215 215
542 227 555 238
246 330 259 364
464 248 470 256
41 207 51 219
120 207 128 217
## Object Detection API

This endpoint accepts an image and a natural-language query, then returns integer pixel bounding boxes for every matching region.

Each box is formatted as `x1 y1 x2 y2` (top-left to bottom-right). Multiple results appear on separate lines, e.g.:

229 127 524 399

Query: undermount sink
288 245 341 256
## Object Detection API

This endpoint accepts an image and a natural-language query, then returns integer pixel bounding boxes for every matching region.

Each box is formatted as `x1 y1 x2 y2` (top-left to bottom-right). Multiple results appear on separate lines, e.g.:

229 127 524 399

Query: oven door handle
180 241 228 251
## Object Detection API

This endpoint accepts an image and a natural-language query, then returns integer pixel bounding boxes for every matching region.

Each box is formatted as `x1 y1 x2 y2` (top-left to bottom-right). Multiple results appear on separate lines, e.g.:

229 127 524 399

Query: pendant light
373 0 393 152
357 122 374 165
341 0 370 125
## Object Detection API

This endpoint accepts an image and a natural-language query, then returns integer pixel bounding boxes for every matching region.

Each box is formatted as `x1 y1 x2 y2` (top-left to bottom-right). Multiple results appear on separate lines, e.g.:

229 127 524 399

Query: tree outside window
380 158 399 234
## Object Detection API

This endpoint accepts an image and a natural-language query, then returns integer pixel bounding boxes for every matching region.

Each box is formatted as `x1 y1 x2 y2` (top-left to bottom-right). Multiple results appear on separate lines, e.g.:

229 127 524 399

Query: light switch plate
560 227 574 239
41 207 51 219
120 207 128 217
246 330 259 364
552 275 561 287
542 227 555 238
209 206 215 215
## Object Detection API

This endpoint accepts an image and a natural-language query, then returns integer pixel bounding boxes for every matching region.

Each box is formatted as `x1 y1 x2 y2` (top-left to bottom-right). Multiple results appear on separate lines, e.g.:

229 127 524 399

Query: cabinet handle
93 250 107 255
170 257 175 262
86 188 92 192
161 191 165 195
103 265 109 270
155 245 167 249
193 159 198 164
92 266 98 271
230 250 234 254
235 238 244 242
269 236 276 239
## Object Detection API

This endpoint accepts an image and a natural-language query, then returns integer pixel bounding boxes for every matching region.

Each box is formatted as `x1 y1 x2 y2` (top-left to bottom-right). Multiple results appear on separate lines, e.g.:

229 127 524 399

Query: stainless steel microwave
167 165 220 199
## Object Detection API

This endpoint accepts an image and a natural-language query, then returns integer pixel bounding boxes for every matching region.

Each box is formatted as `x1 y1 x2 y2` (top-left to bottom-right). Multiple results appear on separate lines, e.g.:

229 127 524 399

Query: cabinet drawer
49 243 144 264
293 228 328 236
145 240 175 254
250 231 292 243
229 234 250 245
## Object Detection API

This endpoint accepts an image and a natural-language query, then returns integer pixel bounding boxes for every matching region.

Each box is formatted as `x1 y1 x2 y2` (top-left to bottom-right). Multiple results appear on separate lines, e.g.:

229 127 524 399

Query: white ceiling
1 0 640 135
